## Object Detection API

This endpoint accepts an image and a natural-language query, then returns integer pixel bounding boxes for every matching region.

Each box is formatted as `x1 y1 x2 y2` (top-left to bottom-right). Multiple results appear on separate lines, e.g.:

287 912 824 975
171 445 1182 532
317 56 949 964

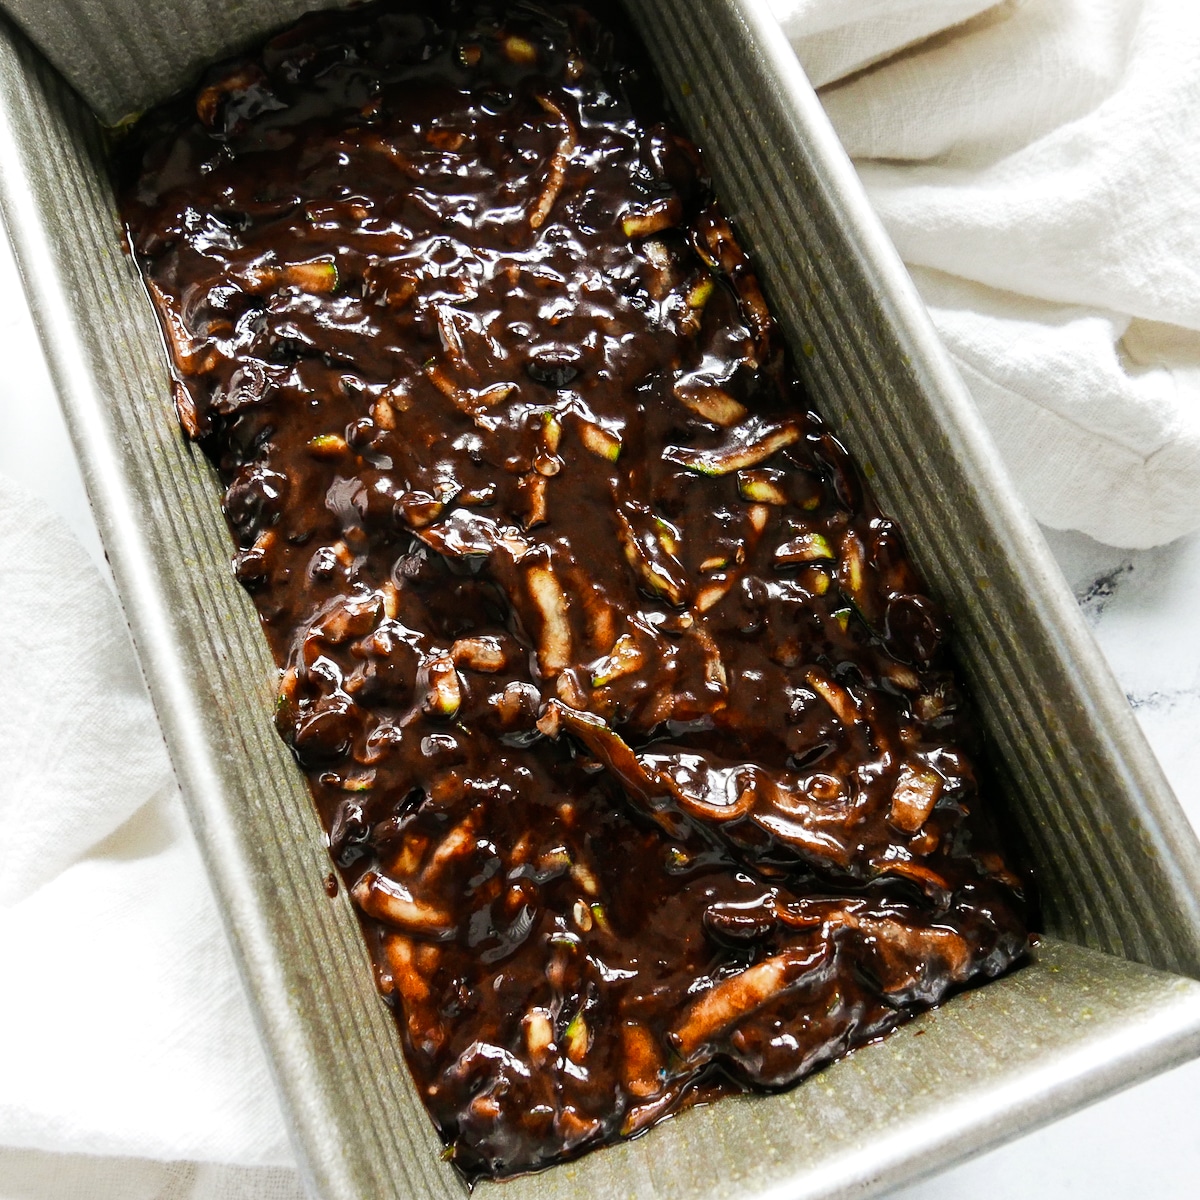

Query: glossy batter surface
118 0 1029 1179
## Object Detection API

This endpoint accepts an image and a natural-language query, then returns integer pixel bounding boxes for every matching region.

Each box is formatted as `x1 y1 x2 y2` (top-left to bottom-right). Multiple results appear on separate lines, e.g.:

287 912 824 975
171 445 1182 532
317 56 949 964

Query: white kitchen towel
0 1148 305 1200
0 473 291 1169
773 0 1200 547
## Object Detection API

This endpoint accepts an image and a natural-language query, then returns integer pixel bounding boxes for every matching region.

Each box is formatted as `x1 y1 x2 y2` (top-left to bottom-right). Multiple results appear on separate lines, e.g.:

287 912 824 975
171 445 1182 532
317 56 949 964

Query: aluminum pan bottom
1 2 1199 1198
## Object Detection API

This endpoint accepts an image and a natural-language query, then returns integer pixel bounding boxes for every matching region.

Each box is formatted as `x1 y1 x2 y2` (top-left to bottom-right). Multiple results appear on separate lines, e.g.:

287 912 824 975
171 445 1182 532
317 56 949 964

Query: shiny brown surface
117 0 1028 1180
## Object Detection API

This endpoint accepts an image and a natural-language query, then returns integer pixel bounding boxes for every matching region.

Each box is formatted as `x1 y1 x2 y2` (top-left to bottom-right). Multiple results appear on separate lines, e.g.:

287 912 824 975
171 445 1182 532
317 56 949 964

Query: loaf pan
2 2 1200 1198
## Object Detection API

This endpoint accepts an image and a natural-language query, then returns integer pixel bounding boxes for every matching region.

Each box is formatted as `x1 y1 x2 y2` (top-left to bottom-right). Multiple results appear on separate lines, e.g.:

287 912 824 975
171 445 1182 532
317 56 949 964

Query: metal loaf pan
2 1 1200 1197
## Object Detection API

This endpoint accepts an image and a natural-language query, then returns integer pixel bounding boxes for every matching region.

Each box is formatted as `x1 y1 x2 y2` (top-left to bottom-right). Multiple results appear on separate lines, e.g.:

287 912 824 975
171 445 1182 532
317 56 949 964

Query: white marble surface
2 223 1199 1195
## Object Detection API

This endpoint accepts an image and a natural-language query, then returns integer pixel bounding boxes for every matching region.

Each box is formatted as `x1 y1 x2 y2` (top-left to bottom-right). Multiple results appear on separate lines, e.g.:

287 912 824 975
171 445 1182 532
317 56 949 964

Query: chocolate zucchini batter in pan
118 0 1029 1179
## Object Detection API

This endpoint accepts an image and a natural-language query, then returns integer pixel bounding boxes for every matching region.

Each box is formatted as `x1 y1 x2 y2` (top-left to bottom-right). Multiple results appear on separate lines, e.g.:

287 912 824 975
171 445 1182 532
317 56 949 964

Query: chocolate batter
118 0 1029 1179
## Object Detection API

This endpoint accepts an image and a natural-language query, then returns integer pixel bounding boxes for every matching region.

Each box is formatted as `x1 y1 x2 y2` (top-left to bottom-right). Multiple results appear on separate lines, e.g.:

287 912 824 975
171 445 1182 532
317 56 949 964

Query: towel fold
0 474 291 1168
775 0 1200 546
